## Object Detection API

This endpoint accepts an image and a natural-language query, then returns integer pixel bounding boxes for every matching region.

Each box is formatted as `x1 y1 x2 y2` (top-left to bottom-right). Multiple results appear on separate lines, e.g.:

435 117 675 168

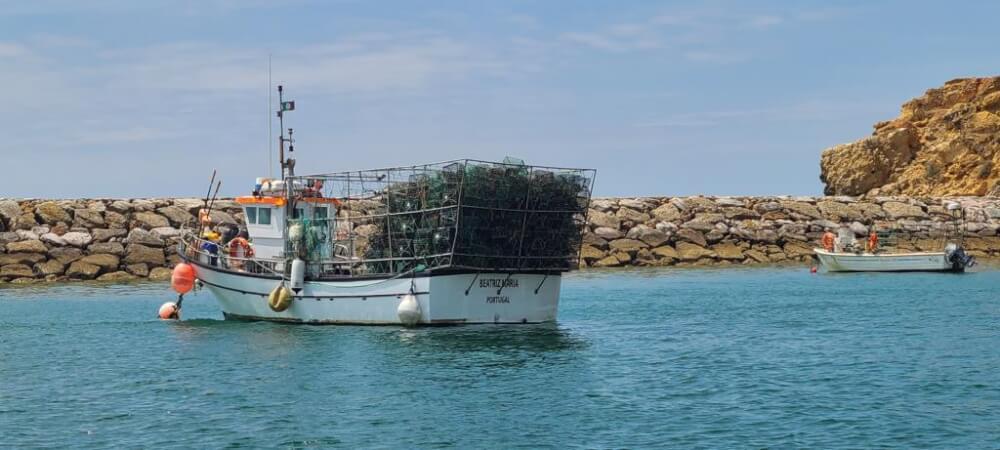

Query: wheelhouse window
314 206 328 220
292 208 305 219
245 207 257 224
258 207 272 225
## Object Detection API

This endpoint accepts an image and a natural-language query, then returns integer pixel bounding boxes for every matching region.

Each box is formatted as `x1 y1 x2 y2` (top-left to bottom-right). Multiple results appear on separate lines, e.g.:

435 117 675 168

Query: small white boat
814 244 974 273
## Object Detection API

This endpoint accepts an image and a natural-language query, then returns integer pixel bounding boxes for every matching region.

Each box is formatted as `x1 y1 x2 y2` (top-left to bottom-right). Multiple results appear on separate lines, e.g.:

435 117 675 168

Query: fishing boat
814 245 974 272
172 86 596 325
813 204 975 273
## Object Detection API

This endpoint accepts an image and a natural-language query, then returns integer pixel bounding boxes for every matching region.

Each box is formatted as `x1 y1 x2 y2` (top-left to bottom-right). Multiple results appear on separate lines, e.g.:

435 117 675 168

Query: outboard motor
945 243 976 271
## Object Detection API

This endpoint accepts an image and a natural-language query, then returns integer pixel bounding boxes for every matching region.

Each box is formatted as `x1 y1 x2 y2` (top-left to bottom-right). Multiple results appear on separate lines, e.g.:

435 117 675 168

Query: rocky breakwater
580 196 1000 268
0 198 242 284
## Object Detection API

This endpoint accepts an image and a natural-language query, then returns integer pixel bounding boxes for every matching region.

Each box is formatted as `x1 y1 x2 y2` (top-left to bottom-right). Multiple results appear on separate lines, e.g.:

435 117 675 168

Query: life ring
228 237 254 258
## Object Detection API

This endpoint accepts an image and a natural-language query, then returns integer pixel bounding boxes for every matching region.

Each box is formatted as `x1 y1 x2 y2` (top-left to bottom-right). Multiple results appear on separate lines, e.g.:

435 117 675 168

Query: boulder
14 212 37 230
132 212 170 229
849 222 869 236
1 263 35 278
104 211 128 229
779 201 823 220
40 233 67 246
88 242 125 256
0 252 47 266
16 229 39 241
34 201 72 224
97 271 137 282
61 232 93 248
126 228 165 247
651 203 682 222
635 228 669 248
582 232 608 250
208 210 238 226
721 207 757 220
72 208 105 227
817 201 862 221
148 266 173 281
618 198 650 210
676 242 715 261
615 207 650 223
0 200 20 228
66 261 101 279
79 254 120 271
47 247 84 264
674 228 708 247
34 259 65 276
593 226 623 240
580 245 605 261
108 200 132 214
711 242 745 260
882 201 927 219
592 255 623 267
588 211 621 230
608 239 648 252
92 228 128 243
651 245 678 261
0 232 19 244
589 199 617 212
125 263 150 277
154 227 181 240
783 241 814 258
124 244 166 266
6 239 47 253
130 199 156 212
156 206 195 227
744 249 769 263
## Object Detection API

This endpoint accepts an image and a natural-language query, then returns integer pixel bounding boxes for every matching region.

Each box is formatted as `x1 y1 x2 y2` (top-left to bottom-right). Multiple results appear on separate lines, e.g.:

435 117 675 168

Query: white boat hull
814 249 960 272
189 261 562 325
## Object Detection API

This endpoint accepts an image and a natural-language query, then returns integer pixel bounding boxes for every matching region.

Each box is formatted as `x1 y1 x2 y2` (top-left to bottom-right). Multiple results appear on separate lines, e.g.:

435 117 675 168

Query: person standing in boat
821 229 836 252
866 231 879 253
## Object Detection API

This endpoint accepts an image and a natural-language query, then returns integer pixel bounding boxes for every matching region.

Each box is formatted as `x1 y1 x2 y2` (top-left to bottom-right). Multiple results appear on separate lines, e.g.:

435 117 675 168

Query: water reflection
380 323 589 354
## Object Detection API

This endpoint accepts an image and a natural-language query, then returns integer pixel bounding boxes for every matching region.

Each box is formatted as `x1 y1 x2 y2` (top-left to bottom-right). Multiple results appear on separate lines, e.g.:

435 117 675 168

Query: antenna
268 54 273 179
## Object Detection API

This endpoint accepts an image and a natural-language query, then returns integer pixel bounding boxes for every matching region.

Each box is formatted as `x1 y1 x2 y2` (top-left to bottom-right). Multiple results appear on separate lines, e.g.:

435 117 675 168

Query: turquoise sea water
1 268 998 448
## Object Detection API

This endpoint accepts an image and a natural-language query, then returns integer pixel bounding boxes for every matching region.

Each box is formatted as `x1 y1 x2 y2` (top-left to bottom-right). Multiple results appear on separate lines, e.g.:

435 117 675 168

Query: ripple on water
1 268 999 448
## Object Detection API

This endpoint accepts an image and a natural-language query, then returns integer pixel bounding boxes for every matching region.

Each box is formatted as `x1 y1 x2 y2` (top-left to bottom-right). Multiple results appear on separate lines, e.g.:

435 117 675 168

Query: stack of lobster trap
288 158 595 276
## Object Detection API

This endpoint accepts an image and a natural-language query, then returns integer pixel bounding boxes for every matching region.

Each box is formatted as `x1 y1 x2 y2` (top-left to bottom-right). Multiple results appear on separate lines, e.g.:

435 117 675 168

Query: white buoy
396 293 421 326
290 258 305 293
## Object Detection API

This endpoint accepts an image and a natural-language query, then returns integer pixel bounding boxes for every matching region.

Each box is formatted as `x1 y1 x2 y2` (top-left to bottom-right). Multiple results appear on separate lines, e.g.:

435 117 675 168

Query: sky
2 0 999 198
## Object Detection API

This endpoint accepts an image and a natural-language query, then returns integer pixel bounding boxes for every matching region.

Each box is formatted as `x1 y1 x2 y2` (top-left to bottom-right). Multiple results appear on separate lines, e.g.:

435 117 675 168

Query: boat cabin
235 194 339 260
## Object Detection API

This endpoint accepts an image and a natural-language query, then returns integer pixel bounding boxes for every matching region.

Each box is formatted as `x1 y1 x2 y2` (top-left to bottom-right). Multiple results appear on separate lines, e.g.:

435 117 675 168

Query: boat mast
276 85 296 180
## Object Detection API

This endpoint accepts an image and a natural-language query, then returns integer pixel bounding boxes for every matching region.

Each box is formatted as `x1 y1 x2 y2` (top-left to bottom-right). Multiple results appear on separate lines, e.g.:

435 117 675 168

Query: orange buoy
171 263 196 294
158 302 179 320
810 266 818 273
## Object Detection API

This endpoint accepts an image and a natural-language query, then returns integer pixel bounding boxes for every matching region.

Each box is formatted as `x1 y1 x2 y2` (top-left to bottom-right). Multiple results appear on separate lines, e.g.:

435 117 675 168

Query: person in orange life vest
867 231 878 253
821 229 836 252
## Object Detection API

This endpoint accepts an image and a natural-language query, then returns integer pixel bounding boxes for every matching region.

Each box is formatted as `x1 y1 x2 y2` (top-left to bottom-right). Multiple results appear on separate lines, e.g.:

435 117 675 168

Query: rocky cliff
820 77 1000 197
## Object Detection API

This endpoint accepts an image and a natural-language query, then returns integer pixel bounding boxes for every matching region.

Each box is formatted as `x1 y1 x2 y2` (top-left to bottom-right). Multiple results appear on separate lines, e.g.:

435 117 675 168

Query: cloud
635 99 884 128
683 50 749 64
0 42 30 57
745 15 783 29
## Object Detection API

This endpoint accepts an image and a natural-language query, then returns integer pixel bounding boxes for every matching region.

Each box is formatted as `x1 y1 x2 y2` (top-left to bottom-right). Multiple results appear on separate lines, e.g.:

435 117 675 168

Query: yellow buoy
268 284 292 312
